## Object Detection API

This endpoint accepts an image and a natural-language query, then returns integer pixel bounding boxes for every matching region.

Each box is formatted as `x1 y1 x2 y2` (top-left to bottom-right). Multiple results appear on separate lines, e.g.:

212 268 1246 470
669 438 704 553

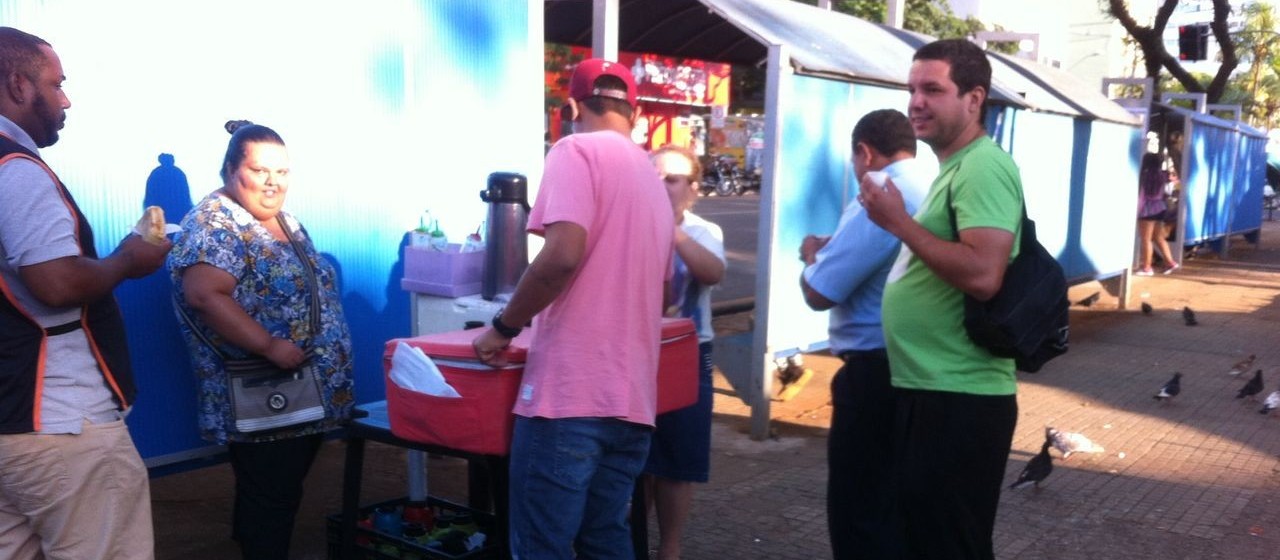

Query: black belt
838 348 885 362
44 320 82 336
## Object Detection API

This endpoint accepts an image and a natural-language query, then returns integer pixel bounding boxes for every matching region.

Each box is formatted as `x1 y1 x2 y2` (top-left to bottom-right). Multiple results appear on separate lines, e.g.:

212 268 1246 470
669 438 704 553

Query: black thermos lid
481 172 528 204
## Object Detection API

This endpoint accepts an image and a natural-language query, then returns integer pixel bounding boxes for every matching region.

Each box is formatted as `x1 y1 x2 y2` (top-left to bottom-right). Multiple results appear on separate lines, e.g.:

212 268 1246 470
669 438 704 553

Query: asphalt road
692 193 759 304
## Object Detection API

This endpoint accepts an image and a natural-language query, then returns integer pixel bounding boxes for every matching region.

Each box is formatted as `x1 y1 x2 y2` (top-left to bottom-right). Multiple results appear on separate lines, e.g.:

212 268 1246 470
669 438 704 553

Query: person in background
167 121 354 560
859 38 1023 560
645 144 725 560
471 58 674 559
1136 152 1177 276
799 109 931 560
1160 165 1181 257
0 26 169 560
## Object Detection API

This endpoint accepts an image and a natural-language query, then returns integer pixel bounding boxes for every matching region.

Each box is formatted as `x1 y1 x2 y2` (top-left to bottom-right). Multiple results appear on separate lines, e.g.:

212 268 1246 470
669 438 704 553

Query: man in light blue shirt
798 109 931 560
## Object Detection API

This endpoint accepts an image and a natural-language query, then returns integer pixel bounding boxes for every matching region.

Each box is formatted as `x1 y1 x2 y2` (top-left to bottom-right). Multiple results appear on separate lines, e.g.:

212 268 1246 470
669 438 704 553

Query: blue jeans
508 416 652 560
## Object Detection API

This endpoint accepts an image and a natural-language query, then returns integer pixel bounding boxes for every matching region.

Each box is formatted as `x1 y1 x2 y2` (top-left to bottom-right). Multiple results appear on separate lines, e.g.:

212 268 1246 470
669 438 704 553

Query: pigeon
1075 291 1101 307
1228 354 1256 376
1154 372 1182 402
1009 439 1054 489
1182 306 1198 326
1046 426 1104 458
1261 390 1280 415
1237 370 1264 400
1141 302 1153 315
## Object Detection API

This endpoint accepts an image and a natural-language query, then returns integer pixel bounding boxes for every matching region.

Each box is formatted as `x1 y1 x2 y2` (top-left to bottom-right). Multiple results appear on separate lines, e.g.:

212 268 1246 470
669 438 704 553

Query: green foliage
812 0 1018 53
1232 1 1280 128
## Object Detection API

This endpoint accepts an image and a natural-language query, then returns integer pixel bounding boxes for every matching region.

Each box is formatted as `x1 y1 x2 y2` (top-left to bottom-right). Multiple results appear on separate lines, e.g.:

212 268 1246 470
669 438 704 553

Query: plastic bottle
461 221 485 253
410 211 432 247
429 219 448 251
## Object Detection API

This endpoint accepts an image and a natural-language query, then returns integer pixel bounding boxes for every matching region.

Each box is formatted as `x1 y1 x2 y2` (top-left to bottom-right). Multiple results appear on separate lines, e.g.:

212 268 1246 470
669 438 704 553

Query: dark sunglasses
661 174 694 184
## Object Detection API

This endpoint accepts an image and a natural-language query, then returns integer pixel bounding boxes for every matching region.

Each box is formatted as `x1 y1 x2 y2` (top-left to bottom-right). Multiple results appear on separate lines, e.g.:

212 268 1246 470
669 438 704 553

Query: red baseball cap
568 58 637 107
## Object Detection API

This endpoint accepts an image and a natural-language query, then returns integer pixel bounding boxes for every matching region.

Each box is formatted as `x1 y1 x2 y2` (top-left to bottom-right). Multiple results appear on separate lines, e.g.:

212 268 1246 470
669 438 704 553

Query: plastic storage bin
326 496 498 560
383 318 698 456
401 244 485 297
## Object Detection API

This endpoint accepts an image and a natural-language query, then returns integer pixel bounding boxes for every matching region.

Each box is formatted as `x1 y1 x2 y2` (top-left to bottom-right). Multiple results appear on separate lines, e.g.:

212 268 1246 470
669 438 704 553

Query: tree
1231 1 1280 126
816 0 1004 44
1103 0 1238 103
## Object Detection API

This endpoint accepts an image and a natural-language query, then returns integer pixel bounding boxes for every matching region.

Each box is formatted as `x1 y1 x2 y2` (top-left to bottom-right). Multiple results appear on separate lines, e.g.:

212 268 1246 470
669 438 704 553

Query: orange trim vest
0 135 136 433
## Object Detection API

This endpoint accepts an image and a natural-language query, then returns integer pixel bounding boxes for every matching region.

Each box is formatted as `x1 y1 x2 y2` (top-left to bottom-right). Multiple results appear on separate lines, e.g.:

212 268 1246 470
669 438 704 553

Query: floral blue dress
168 192 354 444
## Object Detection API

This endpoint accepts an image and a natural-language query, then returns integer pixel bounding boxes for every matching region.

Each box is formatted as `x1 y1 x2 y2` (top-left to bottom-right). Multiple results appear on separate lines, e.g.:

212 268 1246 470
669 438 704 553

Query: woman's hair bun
224 120 254 135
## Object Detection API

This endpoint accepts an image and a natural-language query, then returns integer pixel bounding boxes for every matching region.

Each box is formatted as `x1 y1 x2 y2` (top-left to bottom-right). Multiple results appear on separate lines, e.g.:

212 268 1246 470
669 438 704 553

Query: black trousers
227 433 324 560
827 349 898 560
893 388 1017 560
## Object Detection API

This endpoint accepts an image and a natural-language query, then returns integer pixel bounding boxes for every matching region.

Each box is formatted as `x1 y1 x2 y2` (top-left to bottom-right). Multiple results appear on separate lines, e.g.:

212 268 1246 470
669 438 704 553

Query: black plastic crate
326 496 500 560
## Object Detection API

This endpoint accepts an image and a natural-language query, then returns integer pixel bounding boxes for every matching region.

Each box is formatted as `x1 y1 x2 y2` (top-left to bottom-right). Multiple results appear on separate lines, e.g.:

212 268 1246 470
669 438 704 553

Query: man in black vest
0 27 170 560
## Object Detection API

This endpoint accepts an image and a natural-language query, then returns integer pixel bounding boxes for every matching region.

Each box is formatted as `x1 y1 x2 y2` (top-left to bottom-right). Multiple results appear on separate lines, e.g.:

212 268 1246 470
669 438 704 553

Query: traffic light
1178 23 1209 61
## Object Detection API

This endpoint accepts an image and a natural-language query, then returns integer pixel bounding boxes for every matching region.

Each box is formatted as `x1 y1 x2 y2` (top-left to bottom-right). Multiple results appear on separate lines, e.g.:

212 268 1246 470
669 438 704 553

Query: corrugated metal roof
988 52 1140 125
545 0 1139 125
698 0 919 89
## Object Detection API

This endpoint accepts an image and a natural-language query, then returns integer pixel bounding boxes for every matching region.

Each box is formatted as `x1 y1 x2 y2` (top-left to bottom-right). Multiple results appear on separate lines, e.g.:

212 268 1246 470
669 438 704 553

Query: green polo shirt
881 135 1024 396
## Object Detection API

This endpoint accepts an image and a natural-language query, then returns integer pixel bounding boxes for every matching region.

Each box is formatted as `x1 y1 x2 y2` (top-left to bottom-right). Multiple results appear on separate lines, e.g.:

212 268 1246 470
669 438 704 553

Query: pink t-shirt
514 130 674 426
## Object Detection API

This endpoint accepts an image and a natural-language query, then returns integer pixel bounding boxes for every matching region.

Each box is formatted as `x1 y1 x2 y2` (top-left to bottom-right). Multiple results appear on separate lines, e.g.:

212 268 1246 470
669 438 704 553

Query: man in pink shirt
473 58 674 559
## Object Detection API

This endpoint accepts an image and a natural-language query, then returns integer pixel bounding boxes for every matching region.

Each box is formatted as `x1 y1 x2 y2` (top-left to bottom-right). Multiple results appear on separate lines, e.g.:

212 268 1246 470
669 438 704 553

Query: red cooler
384 317 697 456
655 317 698 413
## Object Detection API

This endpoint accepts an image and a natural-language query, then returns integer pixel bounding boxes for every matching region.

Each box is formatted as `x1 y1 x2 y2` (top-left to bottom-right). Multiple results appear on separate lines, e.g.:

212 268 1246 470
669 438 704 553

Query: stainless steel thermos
480 172 529 300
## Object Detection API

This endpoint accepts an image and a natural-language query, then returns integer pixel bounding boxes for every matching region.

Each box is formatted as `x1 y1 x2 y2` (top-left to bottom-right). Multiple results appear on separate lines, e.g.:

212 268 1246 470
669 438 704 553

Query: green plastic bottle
429 219 448 251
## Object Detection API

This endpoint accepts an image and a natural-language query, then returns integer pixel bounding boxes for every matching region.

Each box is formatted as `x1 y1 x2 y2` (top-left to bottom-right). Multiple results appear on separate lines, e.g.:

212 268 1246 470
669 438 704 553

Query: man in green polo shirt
859 38 1022 560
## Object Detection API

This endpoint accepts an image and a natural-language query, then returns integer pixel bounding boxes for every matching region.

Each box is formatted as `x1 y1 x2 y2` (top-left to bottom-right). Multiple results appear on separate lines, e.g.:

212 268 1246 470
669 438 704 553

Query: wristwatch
491 310 523 339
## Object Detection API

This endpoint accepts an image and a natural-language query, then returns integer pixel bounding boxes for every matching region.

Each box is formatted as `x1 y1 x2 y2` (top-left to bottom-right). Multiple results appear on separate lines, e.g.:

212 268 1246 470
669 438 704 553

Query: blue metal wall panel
1230 133 1266 236
1184 124 1234 244
992 108 1140 282
1179 114 1266 247
1076 120 1143 280
1006 112 1075 259
0 0 541 464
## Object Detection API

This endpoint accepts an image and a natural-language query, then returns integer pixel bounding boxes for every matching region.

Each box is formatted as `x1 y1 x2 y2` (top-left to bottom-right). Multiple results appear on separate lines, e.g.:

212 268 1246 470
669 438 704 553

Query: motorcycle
700 154 745 197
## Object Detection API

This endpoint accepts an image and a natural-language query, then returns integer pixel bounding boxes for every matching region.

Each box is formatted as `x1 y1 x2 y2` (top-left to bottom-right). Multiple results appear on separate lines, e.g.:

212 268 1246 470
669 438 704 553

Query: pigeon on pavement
1182 306 1198 326
1155 372 1182 402
1261 390 1280 415
1228 354 1256 376
1046 426 1104 458
1075 292 1101 307
1141 302 1153 315
1009 439 1054 490
1237 370 1264 400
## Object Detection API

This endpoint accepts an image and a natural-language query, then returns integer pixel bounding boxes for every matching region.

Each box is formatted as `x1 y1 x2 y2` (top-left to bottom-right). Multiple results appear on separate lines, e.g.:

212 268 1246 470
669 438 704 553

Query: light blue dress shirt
803 158 933 352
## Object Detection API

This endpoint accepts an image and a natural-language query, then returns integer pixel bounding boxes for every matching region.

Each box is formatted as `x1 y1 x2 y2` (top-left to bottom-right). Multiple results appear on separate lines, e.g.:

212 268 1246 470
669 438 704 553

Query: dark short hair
0 27 51 84
220 120 285 182
579 75 634 120
914 39 991 123
852 109 916 158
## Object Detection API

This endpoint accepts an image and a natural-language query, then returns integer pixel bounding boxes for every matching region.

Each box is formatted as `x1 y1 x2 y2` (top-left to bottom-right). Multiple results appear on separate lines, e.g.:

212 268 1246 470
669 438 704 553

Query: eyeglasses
661 174 693 184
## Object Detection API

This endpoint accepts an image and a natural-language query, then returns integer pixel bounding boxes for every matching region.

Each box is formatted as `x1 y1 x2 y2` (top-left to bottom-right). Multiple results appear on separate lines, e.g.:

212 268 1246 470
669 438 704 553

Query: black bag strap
173 213 321 361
